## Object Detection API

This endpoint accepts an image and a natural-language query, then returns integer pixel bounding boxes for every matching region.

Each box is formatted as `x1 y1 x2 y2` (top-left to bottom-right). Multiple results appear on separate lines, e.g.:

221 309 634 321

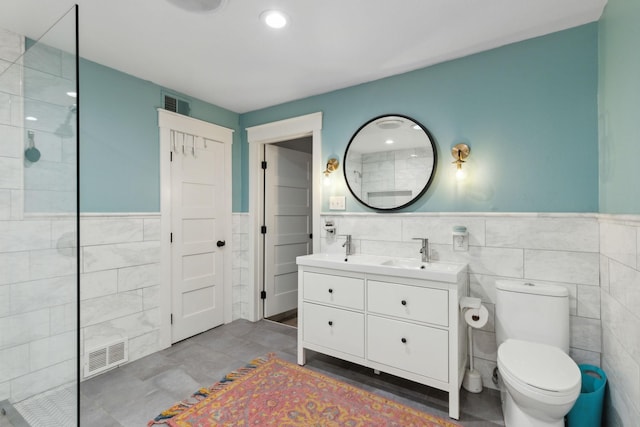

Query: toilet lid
498 339 580 393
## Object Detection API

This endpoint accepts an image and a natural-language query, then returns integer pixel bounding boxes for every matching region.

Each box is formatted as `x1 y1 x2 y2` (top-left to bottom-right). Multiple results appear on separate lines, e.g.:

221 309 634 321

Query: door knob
216 240 226 247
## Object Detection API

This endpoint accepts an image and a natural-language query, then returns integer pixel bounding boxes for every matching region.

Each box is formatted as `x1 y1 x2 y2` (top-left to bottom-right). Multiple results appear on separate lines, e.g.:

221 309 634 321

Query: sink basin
296 253 382 265
381 258 425 269
297 253 466 283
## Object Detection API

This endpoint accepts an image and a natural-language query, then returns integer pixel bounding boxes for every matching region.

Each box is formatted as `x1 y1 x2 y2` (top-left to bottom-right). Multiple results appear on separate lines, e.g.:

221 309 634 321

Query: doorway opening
245 112 323 323
265 308 299 328
261 138 312 327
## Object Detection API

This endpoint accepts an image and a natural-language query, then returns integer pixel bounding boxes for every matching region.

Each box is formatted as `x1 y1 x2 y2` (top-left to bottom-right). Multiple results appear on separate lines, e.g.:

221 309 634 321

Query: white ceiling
1 0 606 113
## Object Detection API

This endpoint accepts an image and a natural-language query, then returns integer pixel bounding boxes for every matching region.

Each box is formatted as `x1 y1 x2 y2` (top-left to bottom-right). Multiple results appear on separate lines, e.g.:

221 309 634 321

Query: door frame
246 112 322 322
158 109 234 348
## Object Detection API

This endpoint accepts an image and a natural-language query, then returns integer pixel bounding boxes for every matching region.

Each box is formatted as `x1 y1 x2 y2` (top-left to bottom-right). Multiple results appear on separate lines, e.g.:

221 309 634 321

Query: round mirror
344 114 437 211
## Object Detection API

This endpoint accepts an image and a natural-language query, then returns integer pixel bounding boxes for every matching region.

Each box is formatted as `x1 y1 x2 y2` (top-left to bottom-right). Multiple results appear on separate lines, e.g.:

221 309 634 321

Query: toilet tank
495 280 570 353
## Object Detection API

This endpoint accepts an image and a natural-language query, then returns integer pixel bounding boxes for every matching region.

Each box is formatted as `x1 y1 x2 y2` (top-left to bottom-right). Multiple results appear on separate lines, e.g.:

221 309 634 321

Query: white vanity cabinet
297 259 468 420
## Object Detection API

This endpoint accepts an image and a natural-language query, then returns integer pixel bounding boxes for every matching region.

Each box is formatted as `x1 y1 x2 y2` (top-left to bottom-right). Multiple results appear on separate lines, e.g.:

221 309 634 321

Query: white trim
80 212 161 218
320 211 601 219
246 112 323 321
158 108 234 349
597 213 640 225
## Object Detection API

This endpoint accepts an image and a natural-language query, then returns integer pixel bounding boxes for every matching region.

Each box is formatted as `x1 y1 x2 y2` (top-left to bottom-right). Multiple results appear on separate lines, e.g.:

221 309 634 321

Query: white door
171 131 226 342
263 144 312 317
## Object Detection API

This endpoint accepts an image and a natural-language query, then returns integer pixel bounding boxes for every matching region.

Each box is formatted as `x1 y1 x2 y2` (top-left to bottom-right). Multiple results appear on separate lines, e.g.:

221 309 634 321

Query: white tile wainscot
80 212 249 379
80 213 161 379
232 213 250 320
72 211 640 425
319 212 603 390
599 214 640 427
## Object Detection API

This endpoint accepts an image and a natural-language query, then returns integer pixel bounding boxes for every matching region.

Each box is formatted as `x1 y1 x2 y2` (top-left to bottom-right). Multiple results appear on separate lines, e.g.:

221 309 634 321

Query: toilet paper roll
464 305 488 329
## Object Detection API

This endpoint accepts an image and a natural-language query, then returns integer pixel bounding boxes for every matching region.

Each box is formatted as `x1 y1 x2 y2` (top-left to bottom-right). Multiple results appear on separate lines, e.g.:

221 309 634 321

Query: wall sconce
324 158 339 176
323 158 339 185
451 143 470 181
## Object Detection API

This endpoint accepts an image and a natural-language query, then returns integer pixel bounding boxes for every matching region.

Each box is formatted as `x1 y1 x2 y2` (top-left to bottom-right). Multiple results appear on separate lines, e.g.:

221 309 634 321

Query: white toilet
495 280 581 427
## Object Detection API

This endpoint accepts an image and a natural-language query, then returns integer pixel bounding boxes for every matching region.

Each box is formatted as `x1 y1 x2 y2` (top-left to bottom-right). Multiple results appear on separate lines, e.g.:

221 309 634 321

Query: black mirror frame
343 114 438 211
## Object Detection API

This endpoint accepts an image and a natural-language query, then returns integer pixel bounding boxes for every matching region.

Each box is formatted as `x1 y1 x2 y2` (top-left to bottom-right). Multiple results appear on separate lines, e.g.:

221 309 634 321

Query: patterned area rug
149 354 460 427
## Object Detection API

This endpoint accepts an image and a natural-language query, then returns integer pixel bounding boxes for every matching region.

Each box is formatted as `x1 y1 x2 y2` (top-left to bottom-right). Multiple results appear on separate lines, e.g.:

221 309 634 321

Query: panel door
171 132 226 343
264 144 312 317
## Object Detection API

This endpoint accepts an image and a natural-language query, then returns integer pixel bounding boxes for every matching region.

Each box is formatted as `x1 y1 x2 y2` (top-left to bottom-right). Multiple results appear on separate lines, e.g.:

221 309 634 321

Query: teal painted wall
598 0 640 214
239 24 599 213
79 59 241 212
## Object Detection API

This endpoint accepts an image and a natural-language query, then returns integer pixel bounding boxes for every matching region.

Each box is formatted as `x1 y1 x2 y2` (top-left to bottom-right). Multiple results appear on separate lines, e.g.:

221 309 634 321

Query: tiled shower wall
357 148 434 209
0 28 24 220
318 213 603 390
0 216 77 402
599 216 640 427
1 28 78 403
22 40 77 213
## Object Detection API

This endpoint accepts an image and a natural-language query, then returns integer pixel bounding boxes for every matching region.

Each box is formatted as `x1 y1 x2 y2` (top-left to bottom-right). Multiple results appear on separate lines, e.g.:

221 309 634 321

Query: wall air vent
84 339 128 378
163 93 191 116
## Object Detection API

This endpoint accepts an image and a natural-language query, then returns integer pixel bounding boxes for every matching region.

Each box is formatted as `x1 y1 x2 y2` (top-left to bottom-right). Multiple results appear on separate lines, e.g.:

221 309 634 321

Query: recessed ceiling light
66 91 77 98
385 139 395 145
376 119 403 130
25 116 38 121
165 0 227 13
261 10 289 29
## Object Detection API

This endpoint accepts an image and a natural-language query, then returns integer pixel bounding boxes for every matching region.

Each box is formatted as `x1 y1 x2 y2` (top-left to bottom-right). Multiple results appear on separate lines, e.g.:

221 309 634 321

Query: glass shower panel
0 6 78 427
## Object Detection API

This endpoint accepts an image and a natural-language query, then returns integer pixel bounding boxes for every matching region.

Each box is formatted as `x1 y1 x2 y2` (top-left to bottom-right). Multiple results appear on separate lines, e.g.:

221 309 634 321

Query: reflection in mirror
344 115 437 210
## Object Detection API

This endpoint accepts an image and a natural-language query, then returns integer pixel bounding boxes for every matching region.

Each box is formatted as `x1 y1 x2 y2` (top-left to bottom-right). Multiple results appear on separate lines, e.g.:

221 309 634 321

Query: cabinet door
303 303 364 357
303 272 364 310
368 280 448 326
367 315 448 382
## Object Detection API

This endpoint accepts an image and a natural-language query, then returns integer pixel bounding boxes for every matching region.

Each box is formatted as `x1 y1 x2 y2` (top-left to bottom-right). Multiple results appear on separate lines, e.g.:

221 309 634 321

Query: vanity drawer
367 315 448 382
367 280 448 326
303 272 364 310
303 302 364 357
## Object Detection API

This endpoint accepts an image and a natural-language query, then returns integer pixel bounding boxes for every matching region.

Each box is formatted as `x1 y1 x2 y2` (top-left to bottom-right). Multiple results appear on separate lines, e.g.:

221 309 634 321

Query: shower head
25 130 41 162
55 104 77 138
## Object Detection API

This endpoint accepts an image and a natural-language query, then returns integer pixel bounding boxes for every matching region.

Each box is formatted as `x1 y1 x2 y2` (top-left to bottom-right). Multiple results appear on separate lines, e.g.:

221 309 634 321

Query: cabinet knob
401 300 407 306
328 288 333 294
328 321 333 326
401 337 407 344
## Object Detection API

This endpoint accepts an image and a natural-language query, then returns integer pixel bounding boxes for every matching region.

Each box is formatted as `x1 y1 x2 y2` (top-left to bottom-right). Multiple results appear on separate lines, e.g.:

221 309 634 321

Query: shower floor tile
12 385 76 427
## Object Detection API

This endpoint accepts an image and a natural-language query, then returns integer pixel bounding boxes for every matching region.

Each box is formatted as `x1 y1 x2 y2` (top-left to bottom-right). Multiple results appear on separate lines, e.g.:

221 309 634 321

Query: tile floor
80 319 504 426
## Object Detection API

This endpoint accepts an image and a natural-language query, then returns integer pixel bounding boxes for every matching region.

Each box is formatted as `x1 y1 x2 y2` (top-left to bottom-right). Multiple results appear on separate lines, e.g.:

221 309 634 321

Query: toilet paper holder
460 296 481 310
460 296 486 393
461 297 487 324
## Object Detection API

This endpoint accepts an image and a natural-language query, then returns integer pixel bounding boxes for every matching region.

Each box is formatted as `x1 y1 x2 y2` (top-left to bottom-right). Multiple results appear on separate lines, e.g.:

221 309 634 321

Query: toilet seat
498 339 581 405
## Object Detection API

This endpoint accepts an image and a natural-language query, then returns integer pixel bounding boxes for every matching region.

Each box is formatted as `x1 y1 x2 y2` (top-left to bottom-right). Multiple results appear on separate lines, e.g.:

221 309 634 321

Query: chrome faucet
412 237 430 262
340 234 354 256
